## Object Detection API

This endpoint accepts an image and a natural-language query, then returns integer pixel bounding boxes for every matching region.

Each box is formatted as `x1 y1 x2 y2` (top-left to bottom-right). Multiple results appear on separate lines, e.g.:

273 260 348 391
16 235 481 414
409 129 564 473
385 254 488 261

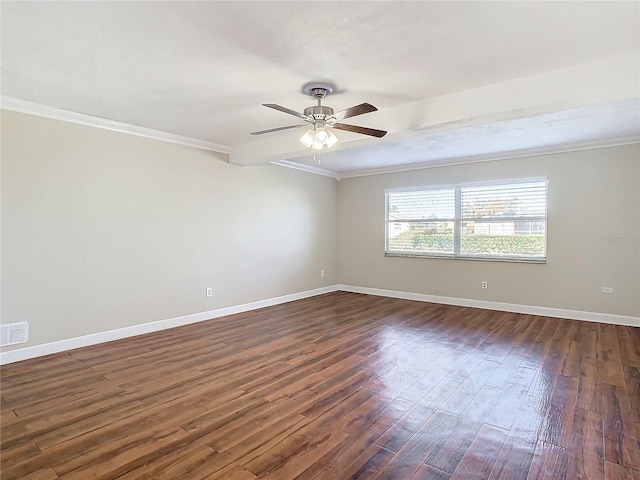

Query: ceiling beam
229 54 639 166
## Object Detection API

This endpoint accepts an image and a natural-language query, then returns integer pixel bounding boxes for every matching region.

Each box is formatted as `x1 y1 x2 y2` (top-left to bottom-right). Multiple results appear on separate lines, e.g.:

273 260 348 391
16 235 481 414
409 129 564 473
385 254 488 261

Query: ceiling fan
250 83 387 150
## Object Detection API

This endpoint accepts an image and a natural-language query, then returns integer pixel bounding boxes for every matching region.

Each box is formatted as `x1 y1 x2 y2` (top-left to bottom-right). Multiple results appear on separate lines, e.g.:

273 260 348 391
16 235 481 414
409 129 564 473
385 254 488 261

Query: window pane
459 181 546 259
387 221 454 255
388 189 455 221
461 222 546 258
461 181 546 218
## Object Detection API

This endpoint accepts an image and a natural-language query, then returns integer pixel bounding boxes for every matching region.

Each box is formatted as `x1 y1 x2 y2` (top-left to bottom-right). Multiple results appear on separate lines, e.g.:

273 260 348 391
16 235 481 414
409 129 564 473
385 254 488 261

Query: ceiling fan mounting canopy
303 82 334 98
250 81 387 147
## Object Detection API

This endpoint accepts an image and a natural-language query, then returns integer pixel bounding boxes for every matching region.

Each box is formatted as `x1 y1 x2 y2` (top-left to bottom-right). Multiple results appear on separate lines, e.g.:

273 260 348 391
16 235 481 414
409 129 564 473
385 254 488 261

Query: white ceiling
2 1 639 177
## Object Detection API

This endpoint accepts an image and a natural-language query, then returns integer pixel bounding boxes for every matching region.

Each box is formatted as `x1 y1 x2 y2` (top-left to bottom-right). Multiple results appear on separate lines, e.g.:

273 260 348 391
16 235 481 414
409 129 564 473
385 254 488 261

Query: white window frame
385 178 548 263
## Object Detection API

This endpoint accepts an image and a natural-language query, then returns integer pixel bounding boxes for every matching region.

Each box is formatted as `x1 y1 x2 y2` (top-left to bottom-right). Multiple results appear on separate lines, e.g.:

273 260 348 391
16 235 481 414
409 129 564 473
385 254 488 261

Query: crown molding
1 96 232 154
270 159 338 179
3 96 637 179
334 136 640 180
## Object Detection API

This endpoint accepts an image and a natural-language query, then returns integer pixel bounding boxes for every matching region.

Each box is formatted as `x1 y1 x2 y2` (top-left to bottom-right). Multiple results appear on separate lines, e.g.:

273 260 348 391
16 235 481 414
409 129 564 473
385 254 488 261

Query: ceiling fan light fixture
326 129 338 148
301 127 339 150
300 129 315 148
315 127 329 143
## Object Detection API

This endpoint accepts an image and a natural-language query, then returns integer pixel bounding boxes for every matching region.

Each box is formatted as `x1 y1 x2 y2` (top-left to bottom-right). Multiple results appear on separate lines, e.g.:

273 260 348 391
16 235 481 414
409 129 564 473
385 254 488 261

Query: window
385 179 547 262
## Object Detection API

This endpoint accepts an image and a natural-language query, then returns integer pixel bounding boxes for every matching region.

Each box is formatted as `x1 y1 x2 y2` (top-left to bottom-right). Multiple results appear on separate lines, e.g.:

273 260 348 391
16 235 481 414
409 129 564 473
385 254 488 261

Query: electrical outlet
320 269 325 277
206 288 213 297
601 286 614 294
482 281 488 289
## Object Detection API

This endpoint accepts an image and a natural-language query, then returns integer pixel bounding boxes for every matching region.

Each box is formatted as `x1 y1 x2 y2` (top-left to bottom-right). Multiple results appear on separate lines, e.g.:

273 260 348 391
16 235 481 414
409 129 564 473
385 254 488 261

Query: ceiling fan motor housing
304 105 334 121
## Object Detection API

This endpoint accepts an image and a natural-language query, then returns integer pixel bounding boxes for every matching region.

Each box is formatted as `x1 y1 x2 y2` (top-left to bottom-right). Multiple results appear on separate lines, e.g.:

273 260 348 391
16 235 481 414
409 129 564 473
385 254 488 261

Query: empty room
1 2 639 479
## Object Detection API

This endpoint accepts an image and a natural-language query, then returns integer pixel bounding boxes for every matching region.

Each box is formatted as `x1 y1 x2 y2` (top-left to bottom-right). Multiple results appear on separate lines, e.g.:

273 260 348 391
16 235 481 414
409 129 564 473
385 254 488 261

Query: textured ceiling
1 1 639 176
288 99 640 176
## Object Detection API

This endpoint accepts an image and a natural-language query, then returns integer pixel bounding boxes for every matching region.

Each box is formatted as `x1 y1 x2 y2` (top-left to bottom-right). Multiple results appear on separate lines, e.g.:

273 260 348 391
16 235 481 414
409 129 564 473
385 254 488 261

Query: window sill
384 252 547 264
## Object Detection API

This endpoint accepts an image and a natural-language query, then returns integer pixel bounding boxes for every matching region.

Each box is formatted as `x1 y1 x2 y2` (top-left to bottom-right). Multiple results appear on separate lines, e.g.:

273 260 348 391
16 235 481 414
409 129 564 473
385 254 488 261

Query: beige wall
1 110 338 350
337 145 640 317
2 110 638 354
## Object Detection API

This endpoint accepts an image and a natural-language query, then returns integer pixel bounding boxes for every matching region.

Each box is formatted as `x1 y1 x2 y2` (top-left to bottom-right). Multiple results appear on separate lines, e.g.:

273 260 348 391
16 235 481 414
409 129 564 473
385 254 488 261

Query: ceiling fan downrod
302 87 334 121
303 83 335 119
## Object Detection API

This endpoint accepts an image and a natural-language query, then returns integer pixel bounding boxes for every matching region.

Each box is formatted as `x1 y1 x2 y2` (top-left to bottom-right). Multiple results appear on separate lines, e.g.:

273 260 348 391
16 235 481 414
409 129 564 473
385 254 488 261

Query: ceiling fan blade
332 102 378 120
250 124 307 135
333 123 387 138
263 104 309 120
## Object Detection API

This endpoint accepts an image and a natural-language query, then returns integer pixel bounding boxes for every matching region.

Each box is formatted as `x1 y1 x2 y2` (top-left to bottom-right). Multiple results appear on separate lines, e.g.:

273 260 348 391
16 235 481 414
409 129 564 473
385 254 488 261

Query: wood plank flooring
1 291 639 479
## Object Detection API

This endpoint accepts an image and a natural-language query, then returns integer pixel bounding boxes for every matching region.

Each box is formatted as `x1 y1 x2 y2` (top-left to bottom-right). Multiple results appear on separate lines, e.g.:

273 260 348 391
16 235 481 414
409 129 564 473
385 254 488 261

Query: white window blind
385 179 547 262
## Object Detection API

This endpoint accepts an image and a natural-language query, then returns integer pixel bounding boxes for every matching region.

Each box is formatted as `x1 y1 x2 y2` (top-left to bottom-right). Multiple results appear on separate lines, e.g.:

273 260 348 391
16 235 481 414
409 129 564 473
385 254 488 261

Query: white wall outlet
320 269 325 277
481 281 488 289
601 286 614 294
206 288 213 297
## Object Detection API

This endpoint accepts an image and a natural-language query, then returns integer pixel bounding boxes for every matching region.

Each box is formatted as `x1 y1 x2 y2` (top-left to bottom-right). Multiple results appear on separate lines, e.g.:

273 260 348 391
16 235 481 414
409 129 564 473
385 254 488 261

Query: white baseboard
0 285 339 365
2 283 637 365
337 284 640 327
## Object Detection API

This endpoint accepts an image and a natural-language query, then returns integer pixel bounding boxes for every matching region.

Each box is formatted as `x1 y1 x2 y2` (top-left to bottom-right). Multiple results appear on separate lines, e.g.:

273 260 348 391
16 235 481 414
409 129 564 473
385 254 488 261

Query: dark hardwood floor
1 291 639 479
